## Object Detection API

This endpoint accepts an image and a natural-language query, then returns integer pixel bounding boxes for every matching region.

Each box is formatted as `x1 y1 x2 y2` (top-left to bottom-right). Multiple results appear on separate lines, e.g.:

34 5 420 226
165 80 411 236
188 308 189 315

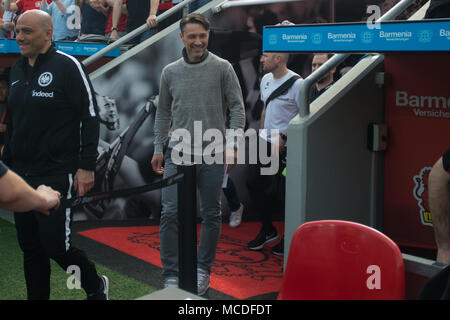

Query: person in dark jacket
2 9 108 300
309 53 335 103
425 0 450 18
418 148 450 300
429 149 450 266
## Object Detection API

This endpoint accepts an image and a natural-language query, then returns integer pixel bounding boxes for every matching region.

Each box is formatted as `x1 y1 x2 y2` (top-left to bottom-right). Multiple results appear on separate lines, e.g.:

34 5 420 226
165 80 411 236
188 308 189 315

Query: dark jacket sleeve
65 58 100 171
2 72 14 167
0 160 8 178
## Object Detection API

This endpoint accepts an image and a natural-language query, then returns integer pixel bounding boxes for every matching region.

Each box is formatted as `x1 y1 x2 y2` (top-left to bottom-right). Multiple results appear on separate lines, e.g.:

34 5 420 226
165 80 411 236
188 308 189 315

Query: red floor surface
78 222 284 299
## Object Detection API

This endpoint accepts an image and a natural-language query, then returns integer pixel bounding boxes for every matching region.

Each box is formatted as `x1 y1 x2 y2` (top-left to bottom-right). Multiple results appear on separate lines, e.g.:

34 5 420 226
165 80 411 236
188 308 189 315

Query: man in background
246 51 302 256
111 0 159 43
309 53 335 102
429 149 450 265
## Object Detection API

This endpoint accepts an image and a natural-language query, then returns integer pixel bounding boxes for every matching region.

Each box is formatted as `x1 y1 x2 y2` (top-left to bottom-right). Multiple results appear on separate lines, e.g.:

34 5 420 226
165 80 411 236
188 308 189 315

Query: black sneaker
270 239 284 256
87 275 109 300
247 229 279 250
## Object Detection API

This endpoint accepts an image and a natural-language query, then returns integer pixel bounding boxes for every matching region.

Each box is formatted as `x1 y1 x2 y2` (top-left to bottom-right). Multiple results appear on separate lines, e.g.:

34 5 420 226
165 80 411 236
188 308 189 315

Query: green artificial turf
0 217 156 300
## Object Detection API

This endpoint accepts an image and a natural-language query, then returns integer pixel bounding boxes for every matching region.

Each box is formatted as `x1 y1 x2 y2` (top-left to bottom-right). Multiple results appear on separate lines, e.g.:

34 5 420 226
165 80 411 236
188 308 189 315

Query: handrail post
213 0 301 13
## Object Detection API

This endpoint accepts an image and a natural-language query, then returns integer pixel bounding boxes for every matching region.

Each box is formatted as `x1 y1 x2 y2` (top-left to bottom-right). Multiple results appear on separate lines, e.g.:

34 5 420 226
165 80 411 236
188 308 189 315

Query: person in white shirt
40 0 80 41
247 51 302 256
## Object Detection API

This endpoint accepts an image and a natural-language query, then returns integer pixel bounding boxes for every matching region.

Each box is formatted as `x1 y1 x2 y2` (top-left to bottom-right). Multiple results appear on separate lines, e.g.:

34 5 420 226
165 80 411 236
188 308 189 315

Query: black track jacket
2 45 100 177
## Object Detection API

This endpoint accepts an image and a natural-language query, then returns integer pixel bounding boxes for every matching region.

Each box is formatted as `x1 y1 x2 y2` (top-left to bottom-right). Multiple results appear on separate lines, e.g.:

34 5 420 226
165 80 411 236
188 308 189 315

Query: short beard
317 74 331 84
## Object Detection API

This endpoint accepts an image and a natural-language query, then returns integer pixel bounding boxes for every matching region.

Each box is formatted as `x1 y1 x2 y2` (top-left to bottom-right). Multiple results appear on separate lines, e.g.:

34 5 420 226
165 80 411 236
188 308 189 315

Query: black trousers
14 173 101 300
246 138 286 235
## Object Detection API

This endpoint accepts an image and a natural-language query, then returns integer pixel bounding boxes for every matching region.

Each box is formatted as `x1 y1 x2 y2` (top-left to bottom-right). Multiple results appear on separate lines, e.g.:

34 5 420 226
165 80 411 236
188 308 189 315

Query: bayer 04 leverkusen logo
413 167 433 226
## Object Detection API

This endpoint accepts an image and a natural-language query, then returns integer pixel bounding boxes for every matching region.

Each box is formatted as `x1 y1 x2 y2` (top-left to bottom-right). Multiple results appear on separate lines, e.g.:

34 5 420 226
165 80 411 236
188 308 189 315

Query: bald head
276 52 290 64
266 52 290 65
260 51 291 77
15 9 53 65
18 9 53 32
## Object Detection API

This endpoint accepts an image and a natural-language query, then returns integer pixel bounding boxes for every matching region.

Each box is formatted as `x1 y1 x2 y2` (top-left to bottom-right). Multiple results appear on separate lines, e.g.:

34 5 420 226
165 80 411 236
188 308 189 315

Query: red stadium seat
278 220 405 300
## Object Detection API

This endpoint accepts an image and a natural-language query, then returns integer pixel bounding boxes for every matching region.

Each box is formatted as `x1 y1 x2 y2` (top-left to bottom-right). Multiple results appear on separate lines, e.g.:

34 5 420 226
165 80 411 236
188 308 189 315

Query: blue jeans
159 155 223 277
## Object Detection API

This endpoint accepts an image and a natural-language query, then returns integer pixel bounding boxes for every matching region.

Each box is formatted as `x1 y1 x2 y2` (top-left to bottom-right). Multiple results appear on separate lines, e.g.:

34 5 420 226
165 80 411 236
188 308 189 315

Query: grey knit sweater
154 51 245 156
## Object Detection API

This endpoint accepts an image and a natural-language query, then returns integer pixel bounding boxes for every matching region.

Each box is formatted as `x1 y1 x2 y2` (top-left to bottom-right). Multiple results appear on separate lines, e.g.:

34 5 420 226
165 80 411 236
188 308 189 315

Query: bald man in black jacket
2 10 108 300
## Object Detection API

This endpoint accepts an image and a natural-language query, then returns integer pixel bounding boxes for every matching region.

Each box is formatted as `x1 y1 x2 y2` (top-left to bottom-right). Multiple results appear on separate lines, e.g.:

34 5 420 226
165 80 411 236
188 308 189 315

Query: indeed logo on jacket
32 89 54 98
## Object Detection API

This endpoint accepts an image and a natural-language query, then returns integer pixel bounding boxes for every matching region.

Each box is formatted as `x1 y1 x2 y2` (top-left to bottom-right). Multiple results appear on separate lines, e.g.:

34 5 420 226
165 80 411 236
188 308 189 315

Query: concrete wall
285 54 386 258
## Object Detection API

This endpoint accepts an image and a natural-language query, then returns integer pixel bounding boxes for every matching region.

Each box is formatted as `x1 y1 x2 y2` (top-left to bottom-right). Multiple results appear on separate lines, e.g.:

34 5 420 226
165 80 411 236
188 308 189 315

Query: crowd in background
0 0 189 41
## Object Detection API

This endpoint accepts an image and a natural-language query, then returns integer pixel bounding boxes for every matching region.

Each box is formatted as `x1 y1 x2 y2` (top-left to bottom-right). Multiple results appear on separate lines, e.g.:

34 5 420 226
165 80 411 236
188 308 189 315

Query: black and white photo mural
80 0 414 221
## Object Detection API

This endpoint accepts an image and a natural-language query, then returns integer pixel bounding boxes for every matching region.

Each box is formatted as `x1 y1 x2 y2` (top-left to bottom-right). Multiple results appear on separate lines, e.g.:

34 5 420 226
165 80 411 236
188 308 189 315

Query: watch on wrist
111 27 118 31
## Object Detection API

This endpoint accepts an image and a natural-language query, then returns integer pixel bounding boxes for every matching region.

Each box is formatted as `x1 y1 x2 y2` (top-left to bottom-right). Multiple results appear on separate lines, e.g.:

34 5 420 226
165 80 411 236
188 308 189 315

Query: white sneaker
197 268 210 296
163 277 179 289
88 275 109 300
101 275 109 300
229 203 244 228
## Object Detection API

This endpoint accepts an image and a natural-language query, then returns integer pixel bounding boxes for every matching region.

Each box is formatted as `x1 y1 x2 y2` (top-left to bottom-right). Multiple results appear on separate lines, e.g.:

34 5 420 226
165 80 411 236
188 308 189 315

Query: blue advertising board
0 39 120 57
263 19 450 53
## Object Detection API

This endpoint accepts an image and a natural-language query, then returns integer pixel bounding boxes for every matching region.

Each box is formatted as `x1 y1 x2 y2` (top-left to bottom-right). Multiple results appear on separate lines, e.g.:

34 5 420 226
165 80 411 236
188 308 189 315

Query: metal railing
212 0 302 13
297 0 416 117
83 0 416 74
83 0 304 67
82 0 197 67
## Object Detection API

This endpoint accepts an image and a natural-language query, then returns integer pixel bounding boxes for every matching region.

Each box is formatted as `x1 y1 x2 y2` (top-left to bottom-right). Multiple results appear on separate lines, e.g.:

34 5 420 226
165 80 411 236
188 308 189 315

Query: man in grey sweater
151 13 245 296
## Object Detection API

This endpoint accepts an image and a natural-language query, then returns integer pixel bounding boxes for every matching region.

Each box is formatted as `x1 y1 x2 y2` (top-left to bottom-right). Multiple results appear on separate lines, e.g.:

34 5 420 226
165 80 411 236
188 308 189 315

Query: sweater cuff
154 143 164 154
225 129 244 151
